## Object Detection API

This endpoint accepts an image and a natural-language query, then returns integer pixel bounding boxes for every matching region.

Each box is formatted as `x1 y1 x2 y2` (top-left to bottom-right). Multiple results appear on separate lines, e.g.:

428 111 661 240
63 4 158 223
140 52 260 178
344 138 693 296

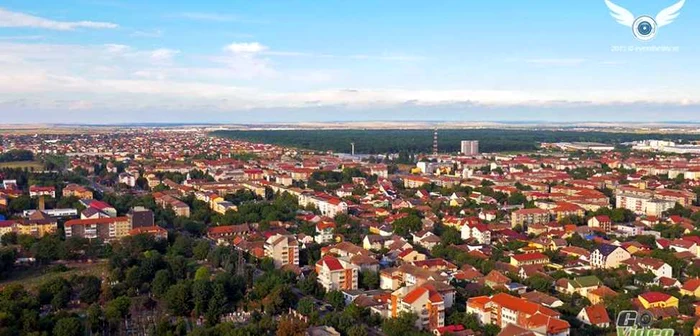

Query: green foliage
392 215 422 237
53 317 84 336
359 270 379 290
212 129 700 154
0 149 34 162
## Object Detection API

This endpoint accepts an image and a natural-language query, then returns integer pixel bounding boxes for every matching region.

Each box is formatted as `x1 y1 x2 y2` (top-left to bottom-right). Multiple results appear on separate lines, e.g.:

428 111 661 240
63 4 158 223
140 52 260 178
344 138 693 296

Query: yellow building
638 292 678 309
681 279 700 298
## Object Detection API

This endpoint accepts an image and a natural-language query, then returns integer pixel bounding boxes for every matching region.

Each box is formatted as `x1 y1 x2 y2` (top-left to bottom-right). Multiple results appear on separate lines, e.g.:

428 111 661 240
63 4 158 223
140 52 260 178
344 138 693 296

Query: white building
264 234 299 268
460 140 479 156
315 256 360 291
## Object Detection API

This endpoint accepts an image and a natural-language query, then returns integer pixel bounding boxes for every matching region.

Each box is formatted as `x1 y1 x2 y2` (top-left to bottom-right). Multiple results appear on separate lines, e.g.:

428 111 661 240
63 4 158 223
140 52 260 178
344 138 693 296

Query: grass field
0 160 45 171
0 260 108 290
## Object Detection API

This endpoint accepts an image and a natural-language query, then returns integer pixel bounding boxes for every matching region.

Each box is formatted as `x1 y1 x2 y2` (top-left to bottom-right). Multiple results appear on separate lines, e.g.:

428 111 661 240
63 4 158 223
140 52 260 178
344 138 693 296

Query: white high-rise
460 140 479 155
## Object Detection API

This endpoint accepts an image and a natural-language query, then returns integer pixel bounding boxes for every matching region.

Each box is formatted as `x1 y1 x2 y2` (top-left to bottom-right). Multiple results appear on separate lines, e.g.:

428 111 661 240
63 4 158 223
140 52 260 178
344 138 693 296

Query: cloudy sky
0 0 698 123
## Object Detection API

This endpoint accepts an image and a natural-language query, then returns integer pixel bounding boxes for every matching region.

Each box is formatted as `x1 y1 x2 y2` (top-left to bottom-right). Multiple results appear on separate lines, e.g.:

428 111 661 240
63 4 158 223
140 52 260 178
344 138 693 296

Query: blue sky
0 0 698 123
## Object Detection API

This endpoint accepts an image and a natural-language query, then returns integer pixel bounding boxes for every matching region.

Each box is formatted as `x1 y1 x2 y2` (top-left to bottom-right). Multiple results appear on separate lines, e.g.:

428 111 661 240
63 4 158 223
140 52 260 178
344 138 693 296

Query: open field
0 260 108 290
211 129 700 154
0 160 45 170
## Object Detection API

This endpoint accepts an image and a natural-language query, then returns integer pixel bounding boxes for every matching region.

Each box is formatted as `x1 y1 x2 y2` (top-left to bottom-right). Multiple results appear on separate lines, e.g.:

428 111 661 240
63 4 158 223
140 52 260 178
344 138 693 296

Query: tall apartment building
511 208 550 228
264 233 299 268
127 206 155 228
315 255 359 291
64 217 131 242
460 140 479 156
615 189 676 216
390 283 446 330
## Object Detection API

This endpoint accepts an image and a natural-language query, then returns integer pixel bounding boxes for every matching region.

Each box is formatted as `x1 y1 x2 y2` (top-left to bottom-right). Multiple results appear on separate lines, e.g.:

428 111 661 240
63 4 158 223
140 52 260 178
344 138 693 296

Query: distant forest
211 129 700 154
0 149 34 162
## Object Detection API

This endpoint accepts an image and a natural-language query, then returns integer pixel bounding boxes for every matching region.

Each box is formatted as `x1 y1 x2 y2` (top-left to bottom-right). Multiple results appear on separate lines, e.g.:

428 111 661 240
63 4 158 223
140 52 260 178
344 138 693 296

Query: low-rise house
621 256 672 279
62 184 93 199
510 253 549 267
638 292 679 309
577 304 611 328
681 278 700 298
129 226 168 240
590 244 631 269
29 186 56 198
555 276 602 297
207 224 251 245
587 215 612 232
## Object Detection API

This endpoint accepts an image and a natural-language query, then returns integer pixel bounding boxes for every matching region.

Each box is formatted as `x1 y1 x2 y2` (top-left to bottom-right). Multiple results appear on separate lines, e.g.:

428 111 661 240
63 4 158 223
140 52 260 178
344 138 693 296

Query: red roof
317 256 344 271
682 278 700 292
89 200 114 210
512 253 549 262
639 291 672 303
584 304 611 325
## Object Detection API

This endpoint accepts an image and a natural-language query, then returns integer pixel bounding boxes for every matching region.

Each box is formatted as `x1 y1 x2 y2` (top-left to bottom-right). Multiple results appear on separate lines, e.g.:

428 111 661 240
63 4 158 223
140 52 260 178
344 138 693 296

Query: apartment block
264 233 299 268
315 255 359 291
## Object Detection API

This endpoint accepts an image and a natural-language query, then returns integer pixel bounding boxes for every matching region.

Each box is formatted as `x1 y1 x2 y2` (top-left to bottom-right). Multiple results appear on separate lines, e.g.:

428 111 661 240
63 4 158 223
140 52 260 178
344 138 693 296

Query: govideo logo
616 310 674 336
604 0 685 41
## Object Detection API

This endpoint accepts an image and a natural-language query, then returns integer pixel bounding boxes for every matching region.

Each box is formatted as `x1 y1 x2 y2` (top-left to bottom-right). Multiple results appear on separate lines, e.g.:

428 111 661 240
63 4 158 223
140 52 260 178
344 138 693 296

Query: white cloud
104 44 130 54
224 42 268 54
150 48 180 63
0 7 118 30
0 41 696 117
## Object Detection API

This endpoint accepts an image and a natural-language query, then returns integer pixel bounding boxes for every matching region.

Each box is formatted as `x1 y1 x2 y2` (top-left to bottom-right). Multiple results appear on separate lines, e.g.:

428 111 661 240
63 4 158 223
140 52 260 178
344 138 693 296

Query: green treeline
0 149 34 162
211 129 698 154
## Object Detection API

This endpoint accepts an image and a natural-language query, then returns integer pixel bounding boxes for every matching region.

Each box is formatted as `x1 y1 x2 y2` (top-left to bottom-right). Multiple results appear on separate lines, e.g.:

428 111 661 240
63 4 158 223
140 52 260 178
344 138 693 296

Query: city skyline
1 0 699 123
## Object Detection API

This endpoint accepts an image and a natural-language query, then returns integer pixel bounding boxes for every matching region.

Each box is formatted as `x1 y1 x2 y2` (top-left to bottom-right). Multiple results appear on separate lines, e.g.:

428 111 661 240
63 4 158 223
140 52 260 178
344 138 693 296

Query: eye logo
605 0 685 41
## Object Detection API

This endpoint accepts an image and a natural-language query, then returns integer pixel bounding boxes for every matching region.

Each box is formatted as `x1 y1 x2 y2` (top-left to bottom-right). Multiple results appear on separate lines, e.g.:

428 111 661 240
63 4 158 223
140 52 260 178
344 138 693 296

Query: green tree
392 215 422 237
195 266 211 281
53 317 83 336
152 269 173 297
297 296 316 316
325 290 345 311
359 270 379 290
165 282 192 316
193 240 211 260
105 296 131 325
192 280 212 317
381 312 420 336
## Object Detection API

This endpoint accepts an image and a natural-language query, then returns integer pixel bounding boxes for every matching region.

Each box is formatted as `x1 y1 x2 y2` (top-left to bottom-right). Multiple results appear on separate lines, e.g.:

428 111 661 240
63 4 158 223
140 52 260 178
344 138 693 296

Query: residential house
577 304 611 328
62 184 93 199
587 215 612 232
590 244 631 269
510 253 550 267
638 292 679 309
